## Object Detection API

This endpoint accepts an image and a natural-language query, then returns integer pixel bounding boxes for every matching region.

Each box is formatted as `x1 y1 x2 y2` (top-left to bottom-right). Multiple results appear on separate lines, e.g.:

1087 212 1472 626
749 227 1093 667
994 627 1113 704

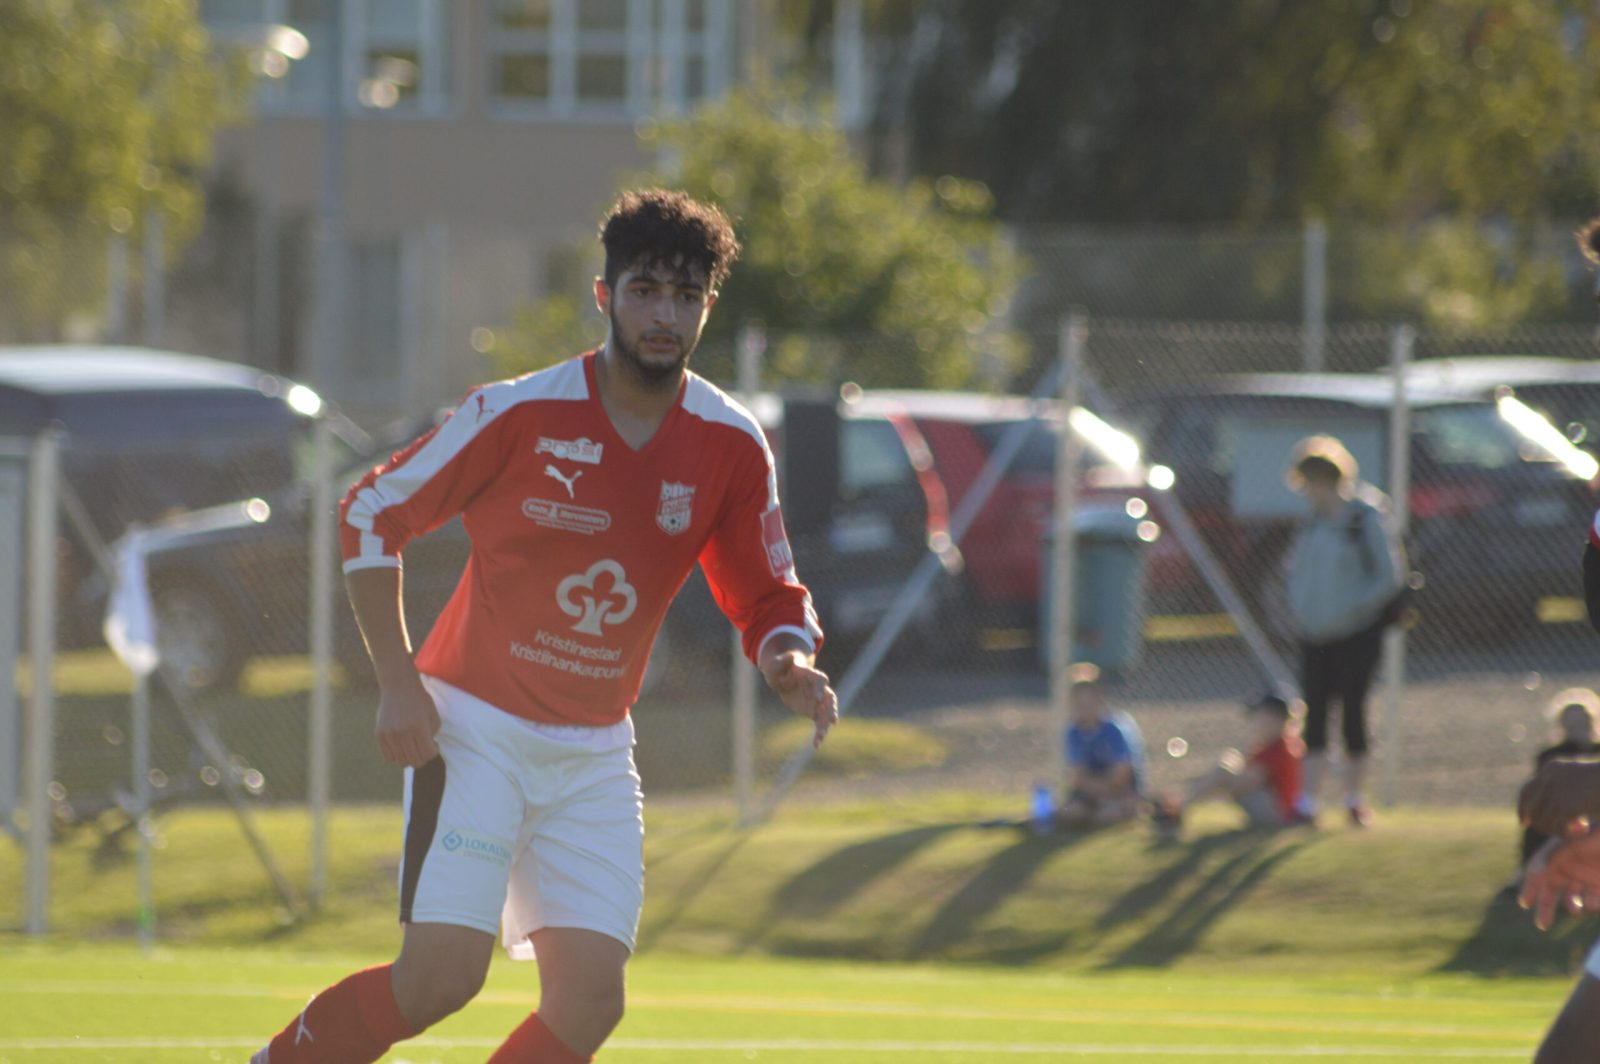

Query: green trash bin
1039 502 1154 673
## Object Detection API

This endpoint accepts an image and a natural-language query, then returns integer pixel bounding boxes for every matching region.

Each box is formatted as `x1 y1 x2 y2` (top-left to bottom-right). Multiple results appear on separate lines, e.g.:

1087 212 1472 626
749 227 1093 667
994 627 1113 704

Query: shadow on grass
1438 885 1600 977
634 829 752 954
1097 828 1316 969
901 827 1099 962
772 824 963 919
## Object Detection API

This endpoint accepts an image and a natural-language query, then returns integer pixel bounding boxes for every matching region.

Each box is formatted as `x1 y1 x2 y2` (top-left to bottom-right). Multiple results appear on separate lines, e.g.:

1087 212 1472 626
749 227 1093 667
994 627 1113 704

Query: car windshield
1413 403 1540 471
973 421 1058 475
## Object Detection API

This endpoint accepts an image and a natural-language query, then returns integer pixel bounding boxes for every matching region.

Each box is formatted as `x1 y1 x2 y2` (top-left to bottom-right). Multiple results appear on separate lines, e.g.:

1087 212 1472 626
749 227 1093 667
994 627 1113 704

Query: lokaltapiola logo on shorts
556 559 638 636
657 481 695 535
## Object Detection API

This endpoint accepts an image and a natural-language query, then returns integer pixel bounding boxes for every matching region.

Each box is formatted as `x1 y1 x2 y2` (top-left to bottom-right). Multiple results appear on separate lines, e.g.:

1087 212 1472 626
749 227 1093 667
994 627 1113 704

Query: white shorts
399 677 644 959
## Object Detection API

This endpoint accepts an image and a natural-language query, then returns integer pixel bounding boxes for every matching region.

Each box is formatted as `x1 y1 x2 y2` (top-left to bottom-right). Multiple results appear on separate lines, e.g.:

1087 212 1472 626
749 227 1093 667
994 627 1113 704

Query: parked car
1111 372 1597 637
845 389 1151 655
142 387 963 693
0 345 334 649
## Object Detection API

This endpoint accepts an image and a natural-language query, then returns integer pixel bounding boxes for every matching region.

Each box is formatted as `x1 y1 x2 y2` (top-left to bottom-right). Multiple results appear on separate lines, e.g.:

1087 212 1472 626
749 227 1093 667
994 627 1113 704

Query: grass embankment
2 793 1592 980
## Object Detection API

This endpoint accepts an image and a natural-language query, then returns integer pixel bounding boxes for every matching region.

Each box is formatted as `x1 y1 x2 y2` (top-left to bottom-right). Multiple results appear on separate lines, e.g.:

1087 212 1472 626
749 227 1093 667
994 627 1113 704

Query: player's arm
346 566 439 768
758 631 838 748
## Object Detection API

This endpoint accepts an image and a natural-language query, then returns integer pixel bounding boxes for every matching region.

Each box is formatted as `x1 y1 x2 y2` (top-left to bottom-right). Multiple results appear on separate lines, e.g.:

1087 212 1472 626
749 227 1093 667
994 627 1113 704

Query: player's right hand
1520 824 1600 930
375 676 442 767
1519 759 1600 836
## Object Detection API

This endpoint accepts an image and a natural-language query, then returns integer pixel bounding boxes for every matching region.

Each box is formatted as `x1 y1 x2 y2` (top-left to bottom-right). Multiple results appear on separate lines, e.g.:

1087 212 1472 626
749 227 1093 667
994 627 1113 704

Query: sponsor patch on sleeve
762 505 796 579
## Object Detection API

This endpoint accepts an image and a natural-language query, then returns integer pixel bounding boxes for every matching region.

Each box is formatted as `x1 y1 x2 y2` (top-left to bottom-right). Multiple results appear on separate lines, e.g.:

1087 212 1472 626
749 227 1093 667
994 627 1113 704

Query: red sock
487 1012 592 1063
262 964 416 1063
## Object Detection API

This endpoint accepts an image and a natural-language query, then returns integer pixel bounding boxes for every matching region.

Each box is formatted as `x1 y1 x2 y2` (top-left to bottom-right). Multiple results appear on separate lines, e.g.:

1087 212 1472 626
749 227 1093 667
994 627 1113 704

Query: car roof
845 388 1065 428
1406 355 1600 392
0 345 316 436
1114 371 1477 410
0 345 289 394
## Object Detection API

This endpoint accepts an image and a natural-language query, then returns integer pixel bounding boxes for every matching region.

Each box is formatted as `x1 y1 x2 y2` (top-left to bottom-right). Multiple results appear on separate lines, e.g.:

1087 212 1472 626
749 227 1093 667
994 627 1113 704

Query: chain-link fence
10 207 1600 940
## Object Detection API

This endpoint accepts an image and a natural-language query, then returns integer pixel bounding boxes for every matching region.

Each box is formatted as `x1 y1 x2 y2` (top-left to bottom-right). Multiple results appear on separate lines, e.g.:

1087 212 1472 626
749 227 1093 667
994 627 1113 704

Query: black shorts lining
399 756 447 924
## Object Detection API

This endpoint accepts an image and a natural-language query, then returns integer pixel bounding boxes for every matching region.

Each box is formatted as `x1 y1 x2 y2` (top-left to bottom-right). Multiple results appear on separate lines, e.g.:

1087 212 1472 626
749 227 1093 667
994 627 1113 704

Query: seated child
1154 693 1306 835
1519 689 1600 871
1057 663 1146 829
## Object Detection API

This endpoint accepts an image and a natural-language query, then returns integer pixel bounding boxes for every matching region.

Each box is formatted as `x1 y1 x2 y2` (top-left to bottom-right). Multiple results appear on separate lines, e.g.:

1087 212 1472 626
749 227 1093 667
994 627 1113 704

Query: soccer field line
0 1036 1534 1057
0 980 1543 1041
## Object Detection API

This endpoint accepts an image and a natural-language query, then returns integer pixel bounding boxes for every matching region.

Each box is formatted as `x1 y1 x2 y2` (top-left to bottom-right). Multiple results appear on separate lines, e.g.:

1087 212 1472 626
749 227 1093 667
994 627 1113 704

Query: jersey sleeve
339 388 515 572
697 437 823 664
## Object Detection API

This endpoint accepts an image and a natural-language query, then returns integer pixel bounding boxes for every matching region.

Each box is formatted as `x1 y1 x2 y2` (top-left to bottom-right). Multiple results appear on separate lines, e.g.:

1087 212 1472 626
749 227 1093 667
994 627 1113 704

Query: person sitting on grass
1153 694 1307 838
1519 689 1600 873
1056 663 1146 829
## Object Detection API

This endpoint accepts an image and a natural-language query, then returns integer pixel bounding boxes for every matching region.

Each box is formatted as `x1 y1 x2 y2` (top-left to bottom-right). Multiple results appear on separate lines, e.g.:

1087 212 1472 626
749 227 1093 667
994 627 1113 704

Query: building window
488 0 732 119
200 0 453 115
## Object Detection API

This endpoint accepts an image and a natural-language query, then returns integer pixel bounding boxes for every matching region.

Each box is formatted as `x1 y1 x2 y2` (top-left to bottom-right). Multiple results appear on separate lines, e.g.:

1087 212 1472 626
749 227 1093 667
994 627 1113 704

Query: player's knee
549 972 626 1035
394 954 488 1027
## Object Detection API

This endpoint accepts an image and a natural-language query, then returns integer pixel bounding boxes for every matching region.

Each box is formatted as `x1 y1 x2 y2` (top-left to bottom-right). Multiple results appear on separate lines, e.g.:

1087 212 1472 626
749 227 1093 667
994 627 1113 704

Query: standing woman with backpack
1283 435 1408 828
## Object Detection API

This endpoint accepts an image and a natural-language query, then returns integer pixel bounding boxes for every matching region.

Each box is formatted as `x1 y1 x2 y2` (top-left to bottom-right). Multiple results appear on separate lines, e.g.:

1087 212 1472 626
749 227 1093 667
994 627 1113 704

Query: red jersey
340 352 821 726
1248 734 1305 824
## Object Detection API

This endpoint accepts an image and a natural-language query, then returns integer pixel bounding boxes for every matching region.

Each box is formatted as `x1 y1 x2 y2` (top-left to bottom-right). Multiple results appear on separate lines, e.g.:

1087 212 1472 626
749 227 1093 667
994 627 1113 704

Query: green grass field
2 796 1594 1061
0 944 1567 1062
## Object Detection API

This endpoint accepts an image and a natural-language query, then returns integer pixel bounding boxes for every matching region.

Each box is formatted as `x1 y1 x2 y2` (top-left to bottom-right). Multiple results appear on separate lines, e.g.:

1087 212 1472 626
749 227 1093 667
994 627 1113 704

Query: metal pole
105 235 129 345
315 4 349 396
1381 323 1414 807
24 428 60 936
732 325 764 825
1303 219 1327 372
1047 313 1086 792
132 670 154 950
141 210 165 349
307 414 336 906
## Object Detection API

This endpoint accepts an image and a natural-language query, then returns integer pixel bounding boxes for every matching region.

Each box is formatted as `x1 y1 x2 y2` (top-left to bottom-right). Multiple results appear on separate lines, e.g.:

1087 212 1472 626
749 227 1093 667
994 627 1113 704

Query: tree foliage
490 84 1024 390
877 0 1599 328
0 0 242 338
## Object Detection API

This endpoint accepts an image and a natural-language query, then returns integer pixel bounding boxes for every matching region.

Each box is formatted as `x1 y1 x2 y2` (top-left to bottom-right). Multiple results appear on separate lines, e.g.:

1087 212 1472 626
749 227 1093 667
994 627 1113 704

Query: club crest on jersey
536 436 603 465
656 481 695 536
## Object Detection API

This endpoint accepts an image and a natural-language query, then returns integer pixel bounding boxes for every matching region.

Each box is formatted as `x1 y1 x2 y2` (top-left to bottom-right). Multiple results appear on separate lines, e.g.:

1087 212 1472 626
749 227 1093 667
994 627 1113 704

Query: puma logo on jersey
545 465 582 498
294 1009 315 1046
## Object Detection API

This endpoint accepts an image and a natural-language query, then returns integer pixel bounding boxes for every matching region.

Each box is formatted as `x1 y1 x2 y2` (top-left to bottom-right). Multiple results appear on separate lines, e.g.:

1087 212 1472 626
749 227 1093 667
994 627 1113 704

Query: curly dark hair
599 188 741 293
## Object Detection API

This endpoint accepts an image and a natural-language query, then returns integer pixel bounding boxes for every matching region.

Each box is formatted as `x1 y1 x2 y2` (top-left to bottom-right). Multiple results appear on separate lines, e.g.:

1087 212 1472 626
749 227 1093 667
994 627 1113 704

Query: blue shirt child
1065 711 1146 795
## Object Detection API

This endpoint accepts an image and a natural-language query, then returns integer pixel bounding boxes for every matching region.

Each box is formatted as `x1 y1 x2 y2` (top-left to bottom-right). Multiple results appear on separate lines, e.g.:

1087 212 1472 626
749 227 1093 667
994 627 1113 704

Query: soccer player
251 189 837 1064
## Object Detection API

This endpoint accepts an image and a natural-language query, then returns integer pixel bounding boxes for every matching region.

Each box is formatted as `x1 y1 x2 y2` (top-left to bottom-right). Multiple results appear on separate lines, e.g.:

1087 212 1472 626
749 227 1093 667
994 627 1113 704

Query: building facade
198 0 867 420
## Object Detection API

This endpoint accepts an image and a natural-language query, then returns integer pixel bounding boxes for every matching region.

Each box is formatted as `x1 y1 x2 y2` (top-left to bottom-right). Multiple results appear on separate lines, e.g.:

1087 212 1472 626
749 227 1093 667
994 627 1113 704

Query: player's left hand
761 648 839 748
1520 820 1600 930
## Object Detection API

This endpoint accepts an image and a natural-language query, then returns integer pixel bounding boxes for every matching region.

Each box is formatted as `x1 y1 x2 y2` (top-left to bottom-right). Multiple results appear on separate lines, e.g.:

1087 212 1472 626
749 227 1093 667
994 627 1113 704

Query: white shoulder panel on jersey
345 358 590 535
681 374 779 506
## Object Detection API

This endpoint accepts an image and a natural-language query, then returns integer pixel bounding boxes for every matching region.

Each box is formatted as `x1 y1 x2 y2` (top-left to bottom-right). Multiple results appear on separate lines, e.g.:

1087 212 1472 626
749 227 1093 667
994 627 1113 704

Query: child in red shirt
1154 694 1307 836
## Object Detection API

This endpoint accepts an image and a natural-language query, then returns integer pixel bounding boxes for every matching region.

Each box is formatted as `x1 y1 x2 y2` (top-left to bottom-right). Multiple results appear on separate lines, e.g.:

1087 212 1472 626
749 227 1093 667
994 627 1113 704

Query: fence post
1381 323 1414 808
733 324 764 825
141 210 165 349
24 427 60 936
308 412 337 906
1302 219 1327 372
105 235 130 345
1047 312 1087 792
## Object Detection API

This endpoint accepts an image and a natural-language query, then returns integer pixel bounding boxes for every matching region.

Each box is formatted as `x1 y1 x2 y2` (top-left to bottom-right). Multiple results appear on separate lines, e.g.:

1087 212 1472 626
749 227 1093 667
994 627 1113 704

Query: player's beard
611 308 694 391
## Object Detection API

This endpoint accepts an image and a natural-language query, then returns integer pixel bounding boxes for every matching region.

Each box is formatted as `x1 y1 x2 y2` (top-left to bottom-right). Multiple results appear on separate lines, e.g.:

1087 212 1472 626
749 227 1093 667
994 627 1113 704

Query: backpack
1346 505 1421 629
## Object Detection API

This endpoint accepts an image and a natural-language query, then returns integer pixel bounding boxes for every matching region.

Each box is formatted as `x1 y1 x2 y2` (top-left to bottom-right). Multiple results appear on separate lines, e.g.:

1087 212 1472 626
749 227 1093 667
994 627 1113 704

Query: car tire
151 578 246 696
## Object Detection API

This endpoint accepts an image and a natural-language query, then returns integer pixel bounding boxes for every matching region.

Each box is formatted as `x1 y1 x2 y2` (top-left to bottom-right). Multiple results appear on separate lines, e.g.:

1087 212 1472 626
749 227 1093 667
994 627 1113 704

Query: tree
490 84 1024 390
873 0 1600 328
0 0 243 339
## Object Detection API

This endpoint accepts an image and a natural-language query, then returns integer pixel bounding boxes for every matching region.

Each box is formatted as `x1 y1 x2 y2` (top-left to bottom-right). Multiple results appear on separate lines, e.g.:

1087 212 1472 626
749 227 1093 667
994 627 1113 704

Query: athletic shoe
1347 805 1374 828
1283 810 1318 829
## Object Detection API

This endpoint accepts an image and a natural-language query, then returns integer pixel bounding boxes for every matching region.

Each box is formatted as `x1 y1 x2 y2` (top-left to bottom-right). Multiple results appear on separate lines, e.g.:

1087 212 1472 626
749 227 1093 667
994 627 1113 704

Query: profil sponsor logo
536 436 603 465
522 497 612 535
